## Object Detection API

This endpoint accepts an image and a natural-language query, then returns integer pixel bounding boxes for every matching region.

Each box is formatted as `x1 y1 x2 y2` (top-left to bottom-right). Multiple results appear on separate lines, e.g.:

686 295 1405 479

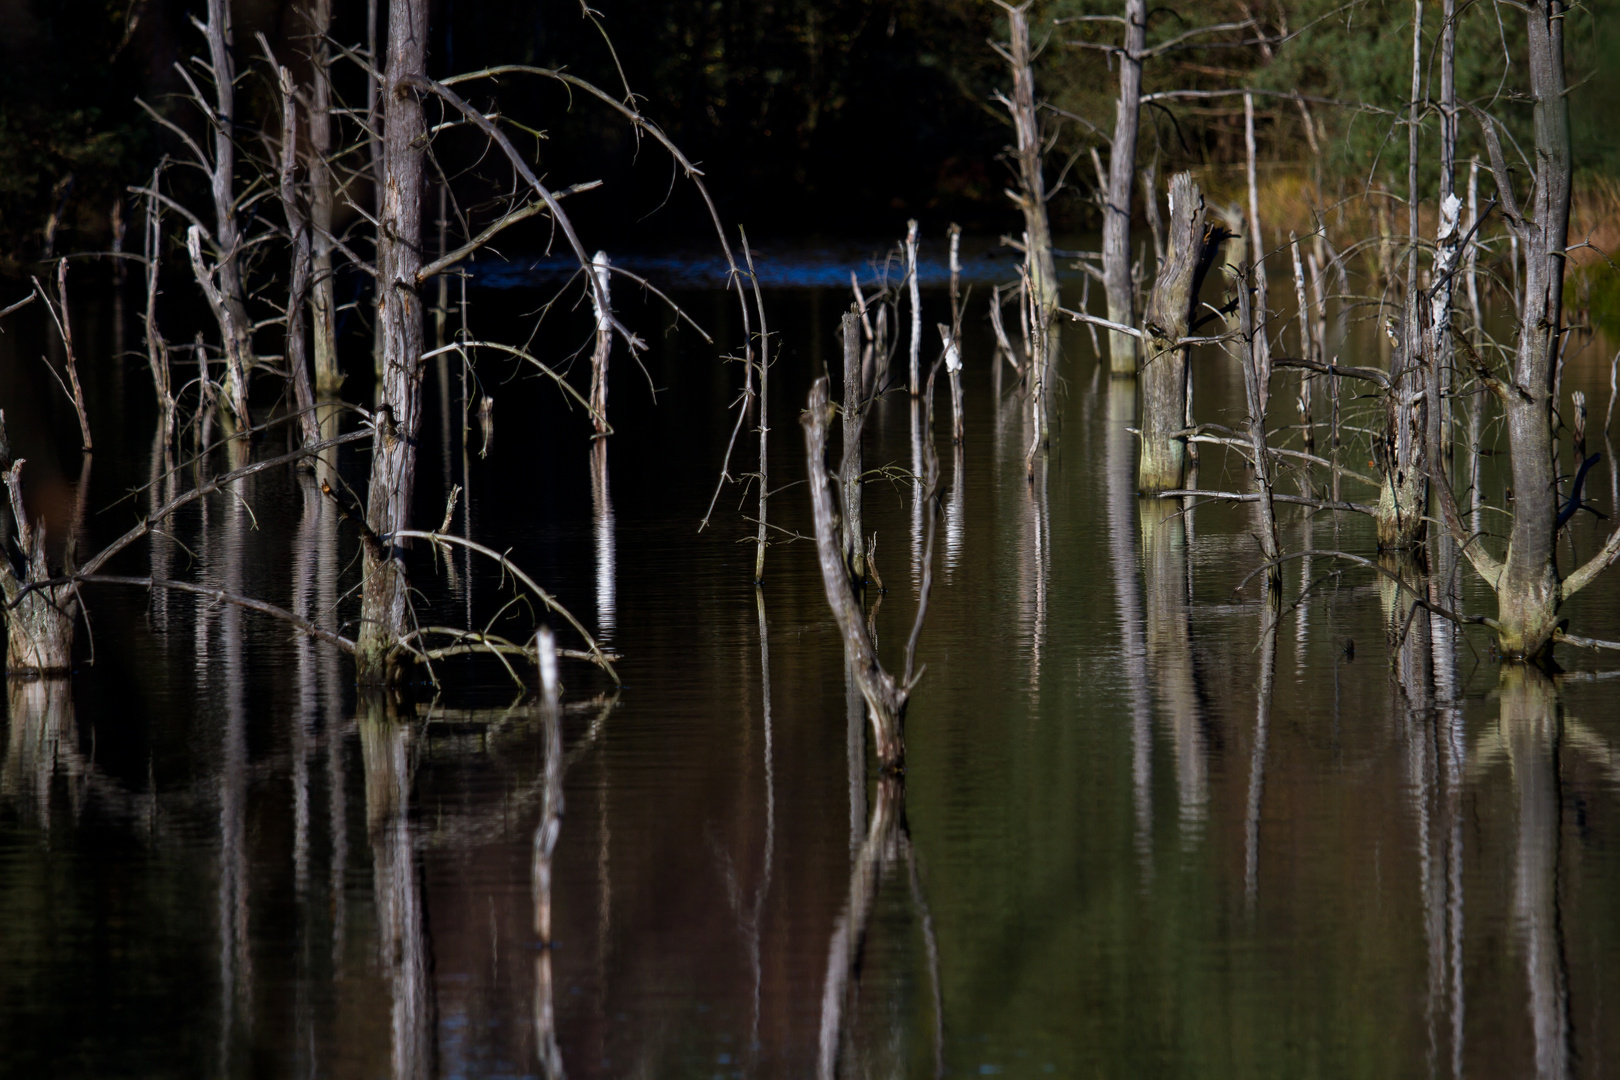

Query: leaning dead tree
803 358 944 773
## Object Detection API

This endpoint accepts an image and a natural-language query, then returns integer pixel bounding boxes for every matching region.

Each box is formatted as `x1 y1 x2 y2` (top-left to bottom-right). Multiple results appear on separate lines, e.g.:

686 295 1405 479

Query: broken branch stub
803 376 904 772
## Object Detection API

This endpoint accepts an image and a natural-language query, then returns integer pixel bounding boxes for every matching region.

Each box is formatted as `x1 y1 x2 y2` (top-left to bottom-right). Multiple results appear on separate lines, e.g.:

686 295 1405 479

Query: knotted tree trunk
1138 172 1224 494
356 0 429 684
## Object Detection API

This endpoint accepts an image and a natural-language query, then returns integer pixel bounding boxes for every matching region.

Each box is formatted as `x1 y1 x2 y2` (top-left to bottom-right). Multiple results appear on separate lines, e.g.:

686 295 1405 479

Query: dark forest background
1 0 1616 276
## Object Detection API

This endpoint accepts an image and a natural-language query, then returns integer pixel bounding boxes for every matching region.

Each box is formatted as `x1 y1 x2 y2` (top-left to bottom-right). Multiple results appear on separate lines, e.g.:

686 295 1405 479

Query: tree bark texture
589 251 612 435
804 376 904 771
306 0 341 394
1139 172 1221 494
357 0 429 683
1103 0 1145 374
1485 1 1571 658
276 67 319 449
997 4 1059 338
839 311 865 582
1 461 77 674
202 0 253 394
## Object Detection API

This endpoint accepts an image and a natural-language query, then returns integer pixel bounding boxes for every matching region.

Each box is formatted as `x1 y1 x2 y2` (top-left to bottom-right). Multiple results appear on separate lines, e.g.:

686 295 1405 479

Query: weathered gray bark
1436 1 1596 660
356 0 429 683
993 3 1058 335
1139 172 1222 493
142 173 175 444
905 219 922 396
275 66 320 449
804 376 903 770
2 459 77 675
839 311 865 582
200 0 253 416
1491 3 1572 658
1102 0 1146 374
306 0 341 394
1378 309 1429 550
1236 263 1282 600
588 251 612 436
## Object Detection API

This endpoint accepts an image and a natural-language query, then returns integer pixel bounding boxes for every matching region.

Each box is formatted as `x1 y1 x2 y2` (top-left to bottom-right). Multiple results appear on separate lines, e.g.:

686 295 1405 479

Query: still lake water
3 241 1620 1079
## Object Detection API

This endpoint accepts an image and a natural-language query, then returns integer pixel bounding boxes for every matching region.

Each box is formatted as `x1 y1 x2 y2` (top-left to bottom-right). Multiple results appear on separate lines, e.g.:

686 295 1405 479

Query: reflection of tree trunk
361 695 431 1080
2 678 80 830
217 476 252 1072
1499 666 1572 1080
817 775 899 1080
1140 496 1206 842
1108 382 1153 858
591 441 616 644
532 631 566 1079
1244 606 1278 908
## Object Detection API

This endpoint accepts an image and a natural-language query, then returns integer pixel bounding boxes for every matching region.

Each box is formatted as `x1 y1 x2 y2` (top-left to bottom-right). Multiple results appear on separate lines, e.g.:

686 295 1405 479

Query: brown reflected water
3 269 1620 1079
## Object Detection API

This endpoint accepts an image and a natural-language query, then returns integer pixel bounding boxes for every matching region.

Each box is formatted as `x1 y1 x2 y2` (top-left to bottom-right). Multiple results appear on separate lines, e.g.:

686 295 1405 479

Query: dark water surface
4 245 1620 1079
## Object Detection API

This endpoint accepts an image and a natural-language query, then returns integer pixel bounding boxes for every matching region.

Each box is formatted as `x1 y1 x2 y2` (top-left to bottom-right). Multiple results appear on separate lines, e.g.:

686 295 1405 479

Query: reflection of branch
817 775 900 1080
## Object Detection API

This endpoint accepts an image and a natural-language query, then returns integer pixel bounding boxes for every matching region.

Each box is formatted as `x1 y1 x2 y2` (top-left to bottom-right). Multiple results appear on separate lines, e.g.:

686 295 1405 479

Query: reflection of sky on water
470 239 1098 290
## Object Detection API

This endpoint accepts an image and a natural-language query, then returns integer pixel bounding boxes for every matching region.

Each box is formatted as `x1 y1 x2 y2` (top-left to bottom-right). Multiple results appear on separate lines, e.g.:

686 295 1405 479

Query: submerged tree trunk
1102 0 1145 375
1139 172 1222 493
356 0 429 684
1 460 77 675
1436 2 1578 659
1492 2 1571 659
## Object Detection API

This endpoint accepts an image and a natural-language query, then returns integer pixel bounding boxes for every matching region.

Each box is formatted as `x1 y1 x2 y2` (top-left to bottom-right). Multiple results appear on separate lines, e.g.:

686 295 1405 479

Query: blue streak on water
468 242 1089 291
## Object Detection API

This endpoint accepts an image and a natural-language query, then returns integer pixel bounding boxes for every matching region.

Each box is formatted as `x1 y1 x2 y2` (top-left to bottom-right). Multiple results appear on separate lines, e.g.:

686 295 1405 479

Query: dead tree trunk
1377 312 1429 550
588 251 612 436
200 0 254 413
905 219 922 396
940 324 964 445
2 476 77 675
1138 172 1223 493
993 3 1059 338
805 377 904 771
306 0 341 395
1433 2 1595 660
1236 264 1282 601
1102 0 1146 375
839 311 866 582
356 0 429 684
275 65 320 449
142 173 175 445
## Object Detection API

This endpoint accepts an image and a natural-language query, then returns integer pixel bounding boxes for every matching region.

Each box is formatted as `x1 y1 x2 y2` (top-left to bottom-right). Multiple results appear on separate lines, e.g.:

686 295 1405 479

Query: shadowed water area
3 244 1620 1079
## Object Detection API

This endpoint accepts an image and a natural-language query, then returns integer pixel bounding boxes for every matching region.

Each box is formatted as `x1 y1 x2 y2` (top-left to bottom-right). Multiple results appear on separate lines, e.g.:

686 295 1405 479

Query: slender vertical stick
947 224 962 331
47 261 93 453
1290 233 1314 452
743 238 770 583
1237 264 1281 601
1244 91 1270 409
143 171 174 444
906 219 922 396
588 251 612 435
